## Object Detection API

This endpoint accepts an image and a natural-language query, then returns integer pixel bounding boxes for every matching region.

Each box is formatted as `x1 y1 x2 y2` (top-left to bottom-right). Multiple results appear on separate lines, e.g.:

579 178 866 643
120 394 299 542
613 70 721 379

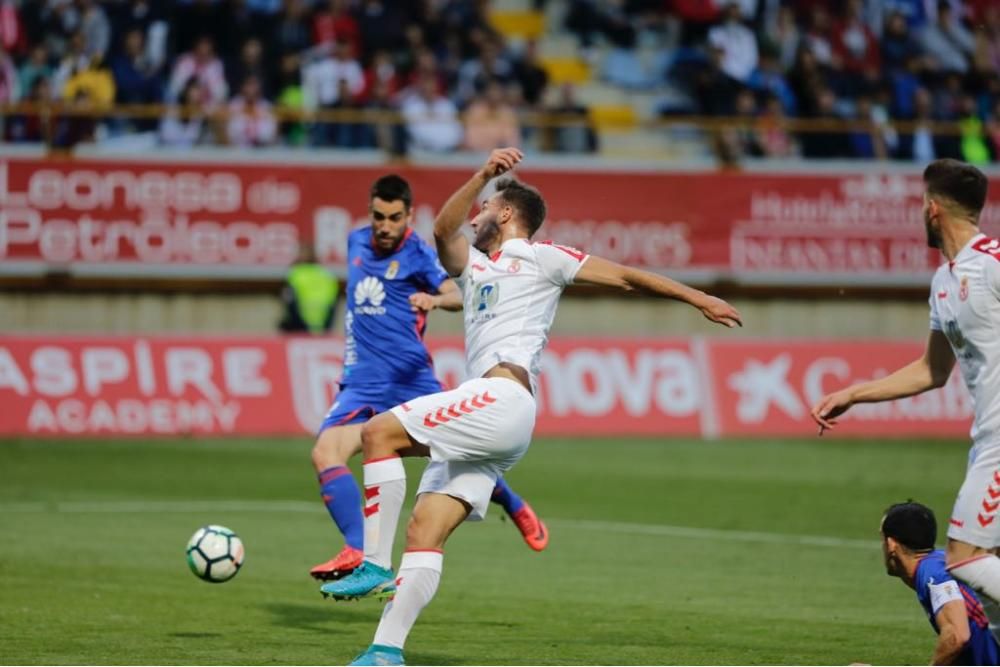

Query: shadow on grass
261 601 379 632
406 652 467 666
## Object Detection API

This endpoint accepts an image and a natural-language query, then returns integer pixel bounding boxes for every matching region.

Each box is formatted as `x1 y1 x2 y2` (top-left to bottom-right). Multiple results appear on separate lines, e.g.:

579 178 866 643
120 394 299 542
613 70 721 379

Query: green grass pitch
0 436 973 665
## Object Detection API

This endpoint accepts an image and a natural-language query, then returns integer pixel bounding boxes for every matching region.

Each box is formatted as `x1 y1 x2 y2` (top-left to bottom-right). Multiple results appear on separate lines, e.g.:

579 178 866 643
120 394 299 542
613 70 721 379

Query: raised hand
480 147 524 180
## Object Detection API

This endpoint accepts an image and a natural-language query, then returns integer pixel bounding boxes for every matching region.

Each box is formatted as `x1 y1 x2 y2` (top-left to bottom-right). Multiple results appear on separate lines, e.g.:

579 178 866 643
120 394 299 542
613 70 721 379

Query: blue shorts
318 374 445 433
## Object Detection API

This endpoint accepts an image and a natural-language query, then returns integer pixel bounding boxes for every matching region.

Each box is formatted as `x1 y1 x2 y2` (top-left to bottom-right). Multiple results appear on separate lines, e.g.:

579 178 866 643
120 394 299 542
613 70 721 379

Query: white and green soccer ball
185 525 244 583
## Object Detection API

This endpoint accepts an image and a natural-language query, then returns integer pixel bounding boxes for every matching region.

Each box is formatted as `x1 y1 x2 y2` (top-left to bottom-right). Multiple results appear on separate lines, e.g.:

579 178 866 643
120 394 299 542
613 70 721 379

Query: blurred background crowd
0 0 999 162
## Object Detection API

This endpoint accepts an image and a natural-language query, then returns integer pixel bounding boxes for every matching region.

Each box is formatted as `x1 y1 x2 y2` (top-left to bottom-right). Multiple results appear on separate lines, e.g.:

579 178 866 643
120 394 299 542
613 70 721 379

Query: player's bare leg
310 424 366 580
320 412 427 602
350 493 469 666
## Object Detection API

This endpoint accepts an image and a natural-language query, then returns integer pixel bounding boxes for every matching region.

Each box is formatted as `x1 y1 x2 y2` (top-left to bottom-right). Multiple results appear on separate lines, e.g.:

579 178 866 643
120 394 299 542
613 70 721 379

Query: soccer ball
185 525 244 583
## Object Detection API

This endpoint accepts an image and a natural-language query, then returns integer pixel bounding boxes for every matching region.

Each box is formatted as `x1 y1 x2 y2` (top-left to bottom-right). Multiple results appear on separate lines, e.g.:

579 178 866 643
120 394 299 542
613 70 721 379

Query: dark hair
370 174 412 210
882 502 937 552
495 178 546 237
923 159 989 218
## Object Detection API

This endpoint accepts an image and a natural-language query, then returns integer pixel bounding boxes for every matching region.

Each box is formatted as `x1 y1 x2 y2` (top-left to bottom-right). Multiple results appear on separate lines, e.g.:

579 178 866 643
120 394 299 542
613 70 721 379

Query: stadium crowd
0 0 997 162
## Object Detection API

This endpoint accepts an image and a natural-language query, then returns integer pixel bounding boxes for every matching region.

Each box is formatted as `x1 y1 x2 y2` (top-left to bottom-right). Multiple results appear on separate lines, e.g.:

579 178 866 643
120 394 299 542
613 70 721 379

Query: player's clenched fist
810 389 854 433
480 147 523 180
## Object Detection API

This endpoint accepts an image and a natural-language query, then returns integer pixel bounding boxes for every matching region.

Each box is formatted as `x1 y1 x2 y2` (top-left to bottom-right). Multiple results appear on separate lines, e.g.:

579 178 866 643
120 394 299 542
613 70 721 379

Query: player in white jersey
320 148 743 666
810 159 1000 617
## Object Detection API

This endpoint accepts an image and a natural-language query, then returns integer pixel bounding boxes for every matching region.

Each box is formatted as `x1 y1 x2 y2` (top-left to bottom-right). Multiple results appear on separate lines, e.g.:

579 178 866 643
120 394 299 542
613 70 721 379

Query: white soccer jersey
929 234 1000 444
454 238 589 391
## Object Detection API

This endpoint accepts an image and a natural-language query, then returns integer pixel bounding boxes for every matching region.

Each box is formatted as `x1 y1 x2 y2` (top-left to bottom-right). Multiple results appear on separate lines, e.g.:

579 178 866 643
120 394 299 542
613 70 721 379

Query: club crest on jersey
960 276 969 301
507 258 522 274
354 276 387 315
385 260 399 280
474 282 500 315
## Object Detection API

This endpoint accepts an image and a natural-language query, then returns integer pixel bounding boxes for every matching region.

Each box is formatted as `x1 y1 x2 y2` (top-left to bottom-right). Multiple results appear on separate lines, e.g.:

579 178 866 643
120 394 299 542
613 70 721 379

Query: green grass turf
0 436 975 665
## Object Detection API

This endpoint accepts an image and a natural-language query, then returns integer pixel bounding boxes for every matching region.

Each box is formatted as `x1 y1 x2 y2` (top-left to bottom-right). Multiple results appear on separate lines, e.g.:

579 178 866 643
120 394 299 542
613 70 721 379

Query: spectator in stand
364 77 405 154
19 44 52 95
359 49 400 104
764 5 801 71
227 37 271 100
957 95 991 164
696 42 742 115
717 88 763 162
801 7 835 69
512 40 548 109
62 54 114 108
0 44 20 104
111 28 161 105
276 53 306 145
303 38 364 144
226 74 277 147
167 35 227 107
356 0 406 59
6 76 53 143
848 95 888 159
707 2 758 83
832 0 880 76
78 0 109 62
52 30 91 98
756 94 794 157
107 0 168 70
313 0 360 55
216 0 265 62
463 78 520 151
0 0 26 57
881 10 923 72
160 77 209 147
547 82 597 154
400 73 461 152
748 50 797 115
270 0 311 62
921 0 975 74
897 87 940 162
799 87 848 158
401 48 446 98
455 35 514 106
889 54 923 119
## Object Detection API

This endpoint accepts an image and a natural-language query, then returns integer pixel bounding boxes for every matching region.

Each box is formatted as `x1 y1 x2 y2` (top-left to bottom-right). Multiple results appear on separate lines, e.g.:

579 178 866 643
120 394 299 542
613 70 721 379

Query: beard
924 212 941 249
472 218 500 253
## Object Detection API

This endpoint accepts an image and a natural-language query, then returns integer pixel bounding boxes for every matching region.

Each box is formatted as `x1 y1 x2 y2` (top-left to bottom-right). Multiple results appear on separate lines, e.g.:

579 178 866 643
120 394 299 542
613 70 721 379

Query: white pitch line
0 500 878 550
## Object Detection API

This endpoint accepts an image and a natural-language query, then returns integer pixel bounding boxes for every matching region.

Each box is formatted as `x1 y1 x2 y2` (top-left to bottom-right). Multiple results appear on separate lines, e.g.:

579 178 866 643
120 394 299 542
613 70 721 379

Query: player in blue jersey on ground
878 501 1000 665
308 174 548 581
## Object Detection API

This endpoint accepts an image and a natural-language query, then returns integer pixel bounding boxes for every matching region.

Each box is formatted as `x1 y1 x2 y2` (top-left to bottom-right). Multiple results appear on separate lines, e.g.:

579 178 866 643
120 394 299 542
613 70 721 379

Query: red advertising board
0 335 973 439
3 157 998 285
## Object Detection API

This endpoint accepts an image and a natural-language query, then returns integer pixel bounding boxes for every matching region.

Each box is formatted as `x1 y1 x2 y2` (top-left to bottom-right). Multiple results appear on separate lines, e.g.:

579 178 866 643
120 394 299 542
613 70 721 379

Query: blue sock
491 477 525 515
318 466 364 550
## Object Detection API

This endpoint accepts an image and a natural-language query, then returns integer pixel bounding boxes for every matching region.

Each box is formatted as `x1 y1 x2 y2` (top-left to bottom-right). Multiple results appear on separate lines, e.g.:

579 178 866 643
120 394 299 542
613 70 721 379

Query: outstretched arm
810 330 955 432
573 256 743 328
433 148 523 276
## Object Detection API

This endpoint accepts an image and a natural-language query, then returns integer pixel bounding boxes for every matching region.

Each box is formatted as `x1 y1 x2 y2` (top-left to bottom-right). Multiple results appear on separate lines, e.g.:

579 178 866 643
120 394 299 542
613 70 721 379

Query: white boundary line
0 500 877 550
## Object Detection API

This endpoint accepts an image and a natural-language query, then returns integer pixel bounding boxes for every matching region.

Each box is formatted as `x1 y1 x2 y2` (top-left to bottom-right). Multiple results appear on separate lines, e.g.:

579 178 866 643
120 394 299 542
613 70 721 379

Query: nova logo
354 276 387 315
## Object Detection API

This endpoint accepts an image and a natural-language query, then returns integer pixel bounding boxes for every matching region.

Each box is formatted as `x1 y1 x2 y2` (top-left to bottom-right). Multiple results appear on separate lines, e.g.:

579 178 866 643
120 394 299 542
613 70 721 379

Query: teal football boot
320 561 396 601
348 644 404 666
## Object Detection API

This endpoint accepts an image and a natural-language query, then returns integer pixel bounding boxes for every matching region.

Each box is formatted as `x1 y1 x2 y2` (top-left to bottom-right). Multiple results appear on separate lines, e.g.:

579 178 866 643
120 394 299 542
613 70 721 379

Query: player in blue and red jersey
878 502 1000 665
308 175 548 581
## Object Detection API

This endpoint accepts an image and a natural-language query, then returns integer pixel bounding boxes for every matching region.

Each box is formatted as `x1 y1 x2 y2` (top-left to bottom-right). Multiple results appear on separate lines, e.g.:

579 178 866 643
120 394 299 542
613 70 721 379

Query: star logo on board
727 354 804 423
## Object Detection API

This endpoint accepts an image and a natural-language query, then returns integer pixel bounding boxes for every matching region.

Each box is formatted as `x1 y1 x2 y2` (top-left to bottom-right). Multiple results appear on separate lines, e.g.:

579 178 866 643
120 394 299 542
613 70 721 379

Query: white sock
373 550 443 649
949 554 1000 605
362 457 406 570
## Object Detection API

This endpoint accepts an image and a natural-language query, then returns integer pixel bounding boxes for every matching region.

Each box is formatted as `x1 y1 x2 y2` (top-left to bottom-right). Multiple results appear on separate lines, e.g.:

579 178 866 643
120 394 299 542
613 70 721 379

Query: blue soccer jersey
915 551 1000 665
341 226 449 386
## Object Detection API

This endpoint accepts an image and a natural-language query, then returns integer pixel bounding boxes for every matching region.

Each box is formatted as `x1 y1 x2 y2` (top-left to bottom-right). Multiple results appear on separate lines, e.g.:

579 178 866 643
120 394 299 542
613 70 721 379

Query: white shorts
947 442 1000 548
390 376 536 520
